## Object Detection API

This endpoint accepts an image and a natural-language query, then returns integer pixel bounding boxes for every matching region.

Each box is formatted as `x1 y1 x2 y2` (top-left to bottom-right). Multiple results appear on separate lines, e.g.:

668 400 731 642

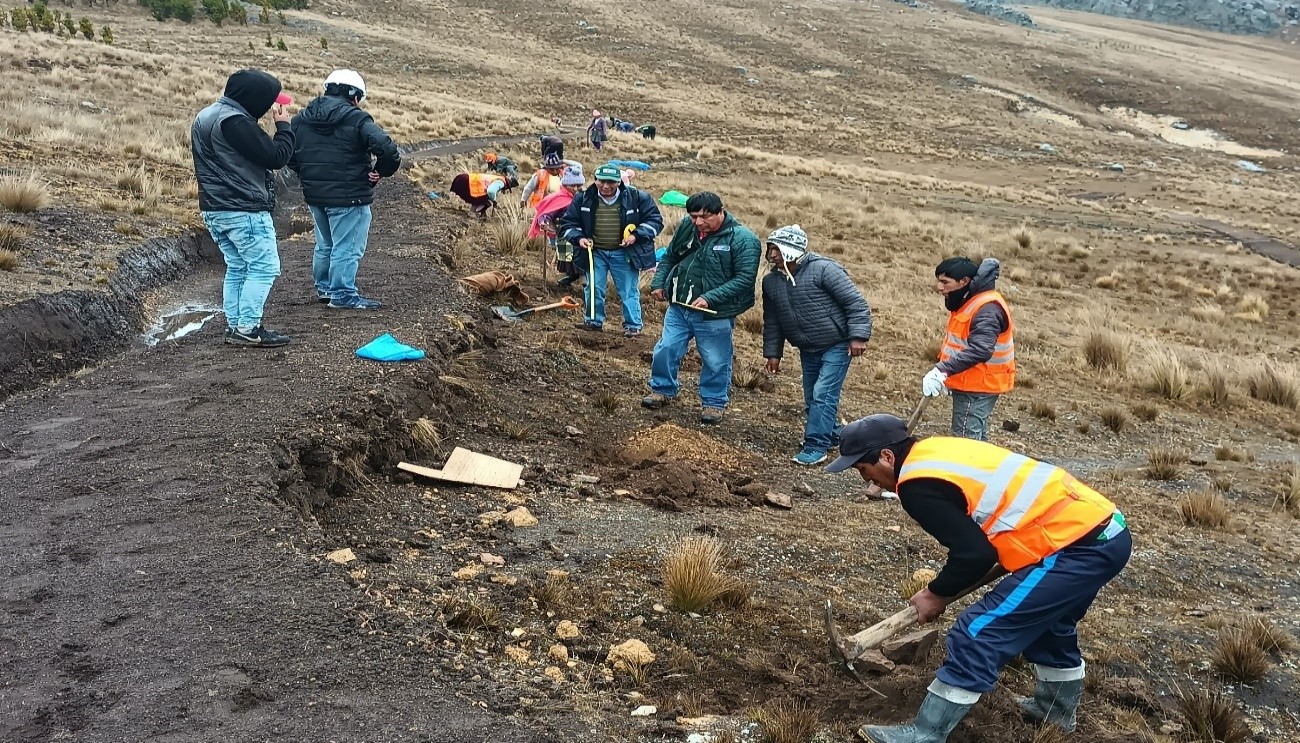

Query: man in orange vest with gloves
827 414 1131 743
922 257 1014 441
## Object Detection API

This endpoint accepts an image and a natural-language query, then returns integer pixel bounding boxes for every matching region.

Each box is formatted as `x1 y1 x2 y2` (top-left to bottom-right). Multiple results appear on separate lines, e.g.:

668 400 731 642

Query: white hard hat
767 224 808 264
323 69 366 99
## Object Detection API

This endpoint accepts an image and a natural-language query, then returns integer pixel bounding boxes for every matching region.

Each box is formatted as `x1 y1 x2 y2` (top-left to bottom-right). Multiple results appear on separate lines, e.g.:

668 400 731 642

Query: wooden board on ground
398 447 522 489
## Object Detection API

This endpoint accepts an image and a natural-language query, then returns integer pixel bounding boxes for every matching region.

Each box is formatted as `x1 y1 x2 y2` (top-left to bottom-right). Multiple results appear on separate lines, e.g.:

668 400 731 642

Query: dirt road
0 176 549 742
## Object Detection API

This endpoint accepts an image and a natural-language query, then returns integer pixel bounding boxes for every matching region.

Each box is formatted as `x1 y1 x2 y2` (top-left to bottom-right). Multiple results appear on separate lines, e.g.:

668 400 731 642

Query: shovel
492 295 580 323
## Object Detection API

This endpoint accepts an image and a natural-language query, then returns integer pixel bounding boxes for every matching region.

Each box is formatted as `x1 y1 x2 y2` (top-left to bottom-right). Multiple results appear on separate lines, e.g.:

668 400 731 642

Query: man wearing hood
761 225 873 465
922 257 1015 440
289 69 401 310
192 68 296 348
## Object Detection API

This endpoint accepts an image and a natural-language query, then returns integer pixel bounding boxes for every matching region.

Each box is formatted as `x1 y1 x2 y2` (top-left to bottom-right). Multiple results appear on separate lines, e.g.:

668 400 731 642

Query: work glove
922 367 949 397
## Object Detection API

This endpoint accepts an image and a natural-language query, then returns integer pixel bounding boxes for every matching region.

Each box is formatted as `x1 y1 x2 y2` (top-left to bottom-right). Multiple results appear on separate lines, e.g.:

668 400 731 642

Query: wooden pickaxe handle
905 395 932 434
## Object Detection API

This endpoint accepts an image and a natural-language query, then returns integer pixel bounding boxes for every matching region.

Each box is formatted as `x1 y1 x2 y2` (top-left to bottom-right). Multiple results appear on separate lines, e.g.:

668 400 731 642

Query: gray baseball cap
825 414 911 473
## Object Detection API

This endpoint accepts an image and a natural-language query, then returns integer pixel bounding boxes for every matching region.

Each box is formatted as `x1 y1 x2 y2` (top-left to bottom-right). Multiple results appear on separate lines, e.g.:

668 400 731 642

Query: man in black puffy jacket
761 225 873 466
192 68 296 348
289 69 401 310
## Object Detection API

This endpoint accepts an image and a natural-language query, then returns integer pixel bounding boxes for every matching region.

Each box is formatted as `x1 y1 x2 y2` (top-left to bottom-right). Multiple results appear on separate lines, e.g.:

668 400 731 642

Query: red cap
275 92 293 106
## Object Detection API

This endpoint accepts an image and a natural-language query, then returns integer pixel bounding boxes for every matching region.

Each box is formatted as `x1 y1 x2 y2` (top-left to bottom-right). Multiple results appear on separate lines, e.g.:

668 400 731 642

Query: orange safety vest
939 291 1015 394
898 438 1116 571
528 169 553 208
468 172 505 199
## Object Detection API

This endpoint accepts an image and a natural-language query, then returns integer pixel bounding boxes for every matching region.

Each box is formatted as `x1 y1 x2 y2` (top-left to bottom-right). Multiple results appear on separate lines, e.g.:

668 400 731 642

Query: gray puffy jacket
762 253 872 356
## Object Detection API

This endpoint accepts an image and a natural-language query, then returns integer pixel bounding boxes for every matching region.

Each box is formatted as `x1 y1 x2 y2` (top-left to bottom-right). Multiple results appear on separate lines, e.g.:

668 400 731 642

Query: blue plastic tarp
608 159 652 171
356 333 426 362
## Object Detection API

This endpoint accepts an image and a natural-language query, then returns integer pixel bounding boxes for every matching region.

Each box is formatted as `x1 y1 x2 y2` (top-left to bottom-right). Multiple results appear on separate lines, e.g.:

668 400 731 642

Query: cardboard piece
398 447 522 489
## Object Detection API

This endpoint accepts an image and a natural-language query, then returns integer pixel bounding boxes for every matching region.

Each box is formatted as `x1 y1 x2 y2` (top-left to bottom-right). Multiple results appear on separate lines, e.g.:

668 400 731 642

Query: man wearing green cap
559 163 664 337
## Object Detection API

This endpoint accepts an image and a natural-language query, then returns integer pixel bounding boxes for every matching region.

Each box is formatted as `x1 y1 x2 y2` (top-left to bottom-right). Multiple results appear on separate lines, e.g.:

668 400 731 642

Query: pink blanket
528 191 575 239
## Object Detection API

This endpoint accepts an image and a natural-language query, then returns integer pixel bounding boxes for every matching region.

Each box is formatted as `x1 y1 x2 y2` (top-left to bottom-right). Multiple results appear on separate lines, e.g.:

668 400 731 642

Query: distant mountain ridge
1018 0 1296 35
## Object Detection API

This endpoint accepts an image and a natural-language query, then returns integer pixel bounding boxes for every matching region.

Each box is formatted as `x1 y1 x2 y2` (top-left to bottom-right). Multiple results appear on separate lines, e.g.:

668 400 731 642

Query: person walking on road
289 69 402 310
643 192 761 425
558 163 663 337
761 225 872 465
191 68 296 348
827 415 1130 743
921 257 1015 441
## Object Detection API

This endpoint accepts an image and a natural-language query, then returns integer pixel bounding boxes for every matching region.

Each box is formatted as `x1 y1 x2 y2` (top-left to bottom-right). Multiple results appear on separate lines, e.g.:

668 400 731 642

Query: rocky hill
1021 0 1297 34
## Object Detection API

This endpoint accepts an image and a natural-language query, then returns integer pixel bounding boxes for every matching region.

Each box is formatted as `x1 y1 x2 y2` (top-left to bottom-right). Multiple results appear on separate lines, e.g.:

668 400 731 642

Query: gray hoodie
936 258 1009 377
761 253 872 357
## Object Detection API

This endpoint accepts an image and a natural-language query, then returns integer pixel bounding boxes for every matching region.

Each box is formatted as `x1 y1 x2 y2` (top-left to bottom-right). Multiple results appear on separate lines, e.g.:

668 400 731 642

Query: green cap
594 164 622 182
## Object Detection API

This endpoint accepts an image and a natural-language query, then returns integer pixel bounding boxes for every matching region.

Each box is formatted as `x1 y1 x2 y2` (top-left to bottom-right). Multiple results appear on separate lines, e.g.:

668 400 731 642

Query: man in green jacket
643 192 761 424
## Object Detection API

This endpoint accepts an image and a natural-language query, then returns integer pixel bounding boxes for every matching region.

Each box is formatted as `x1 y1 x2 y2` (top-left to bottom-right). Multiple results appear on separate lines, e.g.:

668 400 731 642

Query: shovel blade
491 305 523 322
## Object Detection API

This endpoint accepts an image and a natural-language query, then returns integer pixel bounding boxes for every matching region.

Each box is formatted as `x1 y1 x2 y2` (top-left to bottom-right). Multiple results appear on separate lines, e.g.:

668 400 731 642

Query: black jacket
762 253 872 356
191 69 295 213
289 95 401 207
558 185 664 271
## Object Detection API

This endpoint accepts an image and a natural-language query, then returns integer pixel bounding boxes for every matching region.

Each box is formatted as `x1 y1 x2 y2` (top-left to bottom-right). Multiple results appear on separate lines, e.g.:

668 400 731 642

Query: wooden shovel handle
842 566 1007 659
906 395 931 434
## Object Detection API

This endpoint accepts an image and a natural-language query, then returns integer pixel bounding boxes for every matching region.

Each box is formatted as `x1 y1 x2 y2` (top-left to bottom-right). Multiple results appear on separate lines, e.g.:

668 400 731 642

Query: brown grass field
3 0 1300 740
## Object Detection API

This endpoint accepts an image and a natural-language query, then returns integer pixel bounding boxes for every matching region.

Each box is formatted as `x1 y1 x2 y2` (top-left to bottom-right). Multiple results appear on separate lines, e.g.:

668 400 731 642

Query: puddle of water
1101 106 1284 158
141 303 222 346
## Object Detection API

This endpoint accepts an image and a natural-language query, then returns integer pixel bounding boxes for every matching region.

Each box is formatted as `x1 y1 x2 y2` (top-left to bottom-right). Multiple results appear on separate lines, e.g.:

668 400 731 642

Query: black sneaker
328 295 383 310
228 326 291 348
557 275 577 288
574 322 603 332
317 293 331 304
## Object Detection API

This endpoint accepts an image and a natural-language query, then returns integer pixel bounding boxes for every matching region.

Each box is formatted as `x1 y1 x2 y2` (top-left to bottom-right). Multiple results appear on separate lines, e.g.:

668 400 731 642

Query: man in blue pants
559 163 663 338
289 69 401 310
827 415 1132 743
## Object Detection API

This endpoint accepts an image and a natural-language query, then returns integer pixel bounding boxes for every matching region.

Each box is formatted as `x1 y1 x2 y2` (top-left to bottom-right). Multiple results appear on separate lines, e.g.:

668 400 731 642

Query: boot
858 681 977 743
1016 670 1084 732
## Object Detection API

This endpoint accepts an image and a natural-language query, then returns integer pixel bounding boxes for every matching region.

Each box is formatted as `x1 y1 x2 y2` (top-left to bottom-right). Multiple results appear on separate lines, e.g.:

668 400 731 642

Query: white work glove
922 367 949 397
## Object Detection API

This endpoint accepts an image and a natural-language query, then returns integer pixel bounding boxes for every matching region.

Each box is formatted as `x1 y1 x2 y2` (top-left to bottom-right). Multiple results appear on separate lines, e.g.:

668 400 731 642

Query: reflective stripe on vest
939 291 1015 393
898 438 1116 571
469 172 503 199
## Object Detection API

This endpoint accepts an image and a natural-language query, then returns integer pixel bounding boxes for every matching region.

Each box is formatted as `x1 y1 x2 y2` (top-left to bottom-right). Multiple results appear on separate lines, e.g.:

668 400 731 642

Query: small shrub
1100 407 1127 433
1029 400 1056 421
0 173 51 213
1213 444 1250 462
1212 629 1270 683
663 536 748 614
1145 447 1186 480
1130 402 1158 422
1145 349 1191 400
756 698 820 743
0 249 18 271
593 391 621 414
1081 327 1131 372
1245 364 1299 410
1176 687 1251 743
0 224 26 251
409 417 441 452
1180 491 1229 530
230 3 247 23
276 37 287 51
99 25 113 44
319 35 328 49
1201 359 1231 406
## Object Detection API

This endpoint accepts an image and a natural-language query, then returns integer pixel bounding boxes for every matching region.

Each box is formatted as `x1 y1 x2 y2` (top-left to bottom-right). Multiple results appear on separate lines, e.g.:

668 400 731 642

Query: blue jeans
310 205 373 300
952 391 999 441
649 304 735 409
800 342 852 451
583 248 642 330
202 210 280 331
938 526 1131 693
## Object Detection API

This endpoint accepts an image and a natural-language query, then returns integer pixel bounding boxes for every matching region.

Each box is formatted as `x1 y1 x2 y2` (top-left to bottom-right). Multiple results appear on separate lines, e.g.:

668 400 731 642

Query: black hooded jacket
190 69 295 212
288 95 401 207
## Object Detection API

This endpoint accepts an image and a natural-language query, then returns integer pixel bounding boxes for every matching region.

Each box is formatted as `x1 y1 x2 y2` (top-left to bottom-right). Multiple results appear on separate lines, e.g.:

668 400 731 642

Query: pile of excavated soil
624 423 755 470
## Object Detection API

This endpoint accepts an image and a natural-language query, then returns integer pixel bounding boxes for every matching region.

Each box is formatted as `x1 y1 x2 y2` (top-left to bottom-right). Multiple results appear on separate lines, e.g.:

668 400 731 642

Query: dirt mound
624 423 755 469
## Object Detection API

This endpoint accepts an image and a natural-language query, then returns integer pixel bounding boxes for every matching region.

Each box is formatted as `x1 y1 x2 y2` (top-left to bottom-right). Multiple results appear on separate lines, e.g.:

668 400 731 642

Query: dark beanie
936 256 978 280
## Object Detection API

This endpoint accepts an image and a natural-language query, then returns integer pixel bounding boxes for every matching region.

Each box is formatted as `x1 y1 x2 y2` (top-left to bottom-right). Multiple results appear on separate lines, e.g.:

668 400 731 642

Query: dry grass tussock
1030 400 1057 421
1201 358 1232 405
1100 407 1128 433
1279 462 1300 512
1145 447 1186 480
1081 325 1131 373
1245 363 1299 410
663 536 750 614
1130 402 1158 422
409 417 442 452
0 223 27 251
488 203 534 255
1180 490 1230 530
1235 616 1296 654
1213 444 1251 462
0 249 18 272
756 698 820 743
1176 687 1252 743
0 173 51 213
1212 628 1270 683
1144 348 1191 401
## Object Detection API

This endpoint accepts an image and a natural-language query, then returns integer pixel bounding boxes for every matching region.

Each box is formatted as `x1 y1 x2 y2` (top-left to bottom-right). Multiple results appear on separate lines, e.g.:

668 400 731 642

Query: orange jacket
468 172 505 199
939 291 1015 394
898 437 1116 571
